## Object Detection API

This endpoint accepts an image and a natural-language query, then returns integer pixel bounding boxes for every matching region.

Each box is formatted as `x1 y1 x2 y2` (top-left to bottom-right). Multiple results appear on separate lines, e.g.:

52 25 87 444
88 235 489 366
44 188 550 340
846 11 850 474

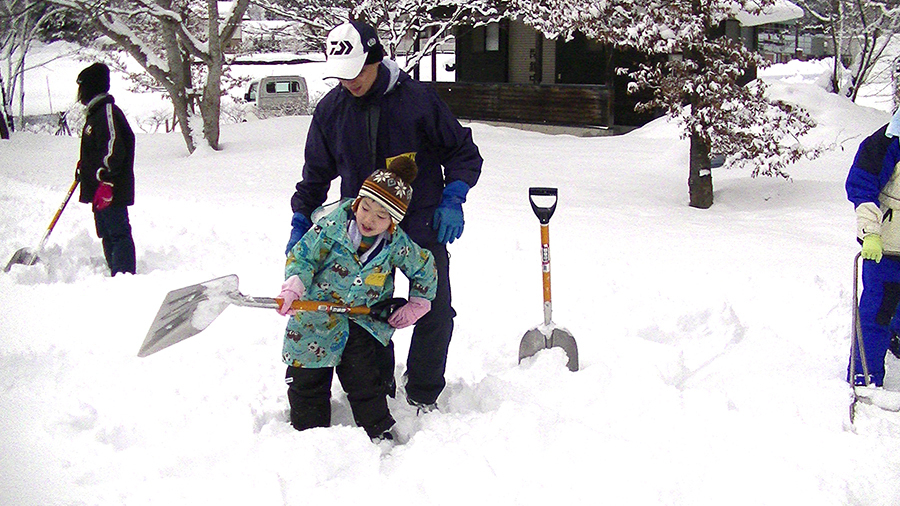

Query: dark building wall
451 22 663 127
455 21 509 83
555 32 609 85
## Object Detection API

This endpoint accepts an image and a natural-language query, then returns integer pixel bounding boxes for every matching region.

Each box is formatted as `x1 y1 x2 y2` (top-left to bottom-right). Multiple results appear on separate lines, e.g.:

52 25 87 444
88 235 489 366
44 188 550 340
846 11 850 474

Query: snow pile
2 47 900 505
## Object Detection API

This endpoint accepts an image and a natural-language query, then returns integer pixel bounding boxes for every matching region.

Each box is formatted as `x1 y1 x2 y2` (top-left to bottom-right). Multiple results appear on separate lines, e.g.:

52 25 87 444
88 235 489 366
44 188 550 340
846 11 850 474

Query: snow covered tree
798 0 900 101
255 0 507 74
46 0 250 153
351 0 507 72
0 0 66 133
515 0 821 208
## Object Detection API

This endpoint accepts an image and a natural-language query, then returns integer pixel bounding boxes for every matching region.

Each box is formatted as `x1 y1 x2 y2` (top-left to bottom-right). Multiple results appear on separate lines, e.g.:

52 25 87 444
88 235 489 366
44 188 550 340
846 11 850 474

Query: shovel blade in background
3 247 39 272
137 275 240 357
519 327 579 372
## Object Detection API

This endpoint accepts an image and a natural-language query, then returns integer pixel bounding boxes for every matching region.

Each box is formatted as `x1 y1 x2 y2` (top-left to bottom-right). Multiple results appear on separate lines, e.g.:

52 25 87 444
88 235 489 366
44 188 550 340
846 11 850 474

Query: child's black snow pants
285 321 394 438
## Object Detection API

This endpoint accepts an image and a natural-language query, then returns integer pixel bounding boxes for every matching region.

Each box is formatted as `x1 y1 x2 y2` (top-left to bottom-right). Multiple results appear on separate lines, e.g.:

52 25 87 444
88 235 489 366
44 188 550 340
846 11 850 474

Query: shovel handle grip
529 187 558 224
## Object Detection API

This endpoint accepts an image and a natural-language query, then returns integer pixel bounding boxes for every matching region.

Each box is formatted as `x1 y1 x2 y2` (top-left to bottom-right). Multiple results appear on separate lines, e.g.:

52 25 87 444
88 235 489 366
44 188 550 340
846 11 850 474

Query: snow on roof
733 0 804 27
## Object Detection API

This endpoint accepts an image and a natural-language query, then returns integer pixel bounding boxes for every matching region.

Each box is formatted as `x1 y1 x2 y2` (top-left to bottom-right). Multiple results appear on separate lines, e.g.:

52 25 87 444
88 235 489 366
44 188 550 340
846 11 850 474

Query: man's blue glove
433 181 469 244
285 212 312 255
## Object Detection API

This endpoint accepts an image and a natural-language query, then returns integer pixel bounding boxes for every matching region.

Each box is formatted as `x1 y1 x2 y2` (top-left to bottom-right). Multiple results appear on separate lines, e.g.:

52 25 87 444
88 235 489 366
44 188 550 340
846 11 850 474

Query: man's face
339 62 379 97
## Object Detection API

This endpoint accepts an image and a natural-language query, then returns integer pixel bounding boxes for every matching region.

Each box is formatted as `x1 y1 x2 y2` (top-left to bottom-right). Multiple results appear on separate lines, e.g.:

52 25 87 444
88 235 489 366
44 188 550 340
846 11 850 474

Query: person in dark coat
845 108 900 386
286 21 483 412
76 62 136 276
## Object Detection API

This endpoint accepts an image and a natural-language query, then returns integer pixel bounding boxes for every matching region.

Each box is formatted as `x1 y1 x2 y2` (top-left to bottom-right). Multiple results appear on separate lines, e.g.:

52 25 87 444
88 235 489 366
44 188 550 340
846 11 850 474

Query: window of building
471 23 501 53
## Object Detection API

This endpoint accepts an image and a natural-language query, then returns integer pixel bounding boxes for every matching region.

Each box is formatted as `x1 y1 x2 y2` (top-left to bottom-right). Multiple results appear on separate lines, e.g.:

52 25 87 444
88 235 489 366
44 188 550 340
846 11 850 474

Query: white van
244 75 308 117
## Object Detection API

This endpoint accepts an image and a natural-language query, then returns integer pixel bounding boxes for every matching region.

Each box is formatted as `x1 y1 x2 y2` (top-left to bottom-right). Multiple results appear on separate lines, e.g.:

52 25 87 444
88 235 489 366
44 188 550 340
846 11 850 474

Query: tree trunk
171 86 195 153
893 55 900 112
0 75 9 138
0 109 9 139
689 131 713 209
161 16 195 153
201 0 222 150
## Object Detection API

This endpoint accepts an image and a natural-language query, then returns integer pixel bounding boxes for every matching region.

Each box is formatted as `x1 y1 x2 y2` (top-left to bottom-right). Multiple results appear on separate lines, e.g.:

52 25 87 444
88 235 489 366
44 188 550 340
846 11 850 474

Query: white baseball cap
323 21 384 80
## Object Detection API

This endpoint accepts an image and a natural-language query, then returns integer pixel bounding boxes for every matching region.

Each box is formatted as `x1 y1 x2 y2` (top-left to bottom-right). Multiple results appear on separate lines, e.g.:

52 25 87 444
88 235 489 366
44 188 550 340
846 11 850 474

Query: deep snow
2 43 900 505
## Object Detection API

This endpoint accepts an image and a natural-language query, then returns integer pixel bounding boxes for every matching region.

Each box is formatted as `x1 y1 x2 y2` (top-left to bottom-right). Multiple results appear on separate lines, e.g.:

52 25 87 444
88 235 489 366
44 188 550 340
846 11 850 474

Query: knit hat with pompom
355 156 417 224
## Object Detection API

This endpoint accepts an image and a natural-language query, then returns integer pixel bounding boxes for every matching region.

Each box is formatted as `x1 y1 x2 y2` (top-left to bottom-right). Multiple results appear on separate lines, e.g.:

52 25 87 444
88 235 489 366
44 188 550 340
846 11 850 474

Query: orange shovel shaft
276 298 372 316
47 180 79 232
540 223 551 304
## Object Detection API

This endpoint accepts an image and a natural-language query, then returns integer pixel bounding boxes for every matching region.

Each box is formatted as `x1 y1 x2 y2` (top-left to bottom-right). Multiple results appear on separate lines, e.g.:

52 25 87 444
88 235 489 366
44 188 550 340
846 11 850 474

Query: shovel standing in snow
4 179 78 272
847 252 900 419
137 274 405 357
518 187 579 372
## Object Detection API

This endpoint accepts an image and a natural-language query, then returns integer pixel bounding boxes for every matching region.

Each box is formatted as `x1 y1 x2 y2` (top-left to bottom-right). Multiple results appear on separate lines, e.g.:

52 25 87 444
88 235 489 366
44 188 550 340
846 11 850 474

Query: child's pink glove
277 275 306 316
92 182 114 211
387 297 431 329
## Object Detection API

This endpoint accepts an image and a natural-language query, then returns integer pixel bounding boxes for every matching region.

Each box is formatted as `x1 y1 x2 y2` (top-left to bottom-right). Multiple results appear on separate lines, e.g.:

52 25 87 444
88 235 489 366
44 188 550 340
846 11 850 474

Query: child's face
356 197 392 237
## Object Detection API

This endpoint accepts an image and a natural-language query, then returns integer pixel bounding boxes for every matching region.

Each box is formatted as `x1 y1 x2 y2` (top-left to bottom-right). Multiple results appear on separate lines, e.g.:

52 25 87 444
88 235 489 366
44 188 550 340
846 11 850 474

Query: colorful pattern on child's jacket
282 200 437 368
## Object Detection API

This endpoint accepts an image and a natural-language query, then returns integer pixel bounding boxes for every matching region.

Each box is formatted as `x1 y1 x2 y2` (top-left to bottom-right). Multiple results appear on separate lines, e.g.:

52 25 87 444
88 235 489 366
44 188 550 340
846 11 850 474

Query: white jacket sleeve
856 202 882 238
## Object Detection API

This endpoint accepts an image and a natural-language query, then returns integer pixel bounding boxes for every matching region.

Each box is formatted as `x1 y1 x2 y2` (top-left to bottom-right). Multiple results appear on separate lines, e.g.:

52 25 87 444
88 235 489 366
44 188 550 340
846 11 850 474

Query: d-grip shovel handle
529 187 558 224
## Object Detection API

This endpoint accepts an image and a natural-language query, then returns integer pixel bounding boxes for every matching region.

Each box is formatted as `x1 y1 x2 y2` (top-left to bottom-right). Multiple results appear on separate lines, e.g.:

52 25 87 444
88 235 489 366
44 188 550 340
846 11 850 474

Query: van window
247 82 258 101
266 80 297 94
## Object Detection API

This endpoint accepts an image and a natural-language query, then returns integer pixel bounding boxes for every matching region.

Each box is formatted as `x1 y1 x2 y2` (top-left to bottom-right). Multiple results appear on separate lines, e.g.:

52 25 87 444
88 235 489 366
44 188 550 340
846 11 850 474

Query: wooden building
433 2 803 131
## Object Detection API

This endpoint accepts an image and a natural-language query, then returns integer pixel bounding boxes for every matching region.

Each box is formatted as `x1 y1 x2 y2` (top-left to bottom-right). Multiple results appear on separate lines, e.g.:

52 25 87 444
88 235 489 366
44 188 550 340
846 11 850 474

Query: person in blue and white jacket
845 108 900 386
286 21 482 413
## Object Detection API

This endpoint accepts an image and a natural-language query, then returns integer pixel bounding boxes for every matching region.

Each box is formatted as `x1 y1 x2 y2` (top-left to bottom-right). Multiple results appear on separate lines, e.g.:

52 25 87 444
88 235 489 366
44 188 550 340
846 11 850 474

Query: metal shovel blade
3 179 79 274
519 327 579 372
3 247 39 272
137 275 241 357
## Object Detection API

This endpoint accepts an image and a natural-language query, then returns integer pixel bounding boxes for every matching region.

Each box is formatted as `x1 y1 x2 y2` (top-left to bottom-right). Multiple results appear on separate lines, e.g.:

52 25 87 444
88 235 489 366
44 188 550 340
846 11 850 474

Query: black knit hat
77 63 110 104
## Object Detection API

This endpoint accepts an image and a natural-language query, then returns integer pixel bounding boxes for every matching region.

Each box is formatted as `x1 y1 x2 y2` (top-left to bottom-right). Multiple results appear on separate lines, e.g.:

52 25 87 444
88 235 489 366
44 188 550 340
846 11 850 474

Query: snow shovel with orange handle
137 274 405 357
518 187 579 371
4 179 79 272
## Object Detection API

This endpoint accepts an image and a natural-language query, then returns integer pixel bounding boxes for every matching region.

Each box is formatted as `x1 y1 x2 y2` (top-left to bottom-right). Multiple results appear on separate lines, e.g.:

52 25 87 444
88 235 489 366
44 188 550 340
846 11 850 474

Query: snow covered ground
2 44 900 505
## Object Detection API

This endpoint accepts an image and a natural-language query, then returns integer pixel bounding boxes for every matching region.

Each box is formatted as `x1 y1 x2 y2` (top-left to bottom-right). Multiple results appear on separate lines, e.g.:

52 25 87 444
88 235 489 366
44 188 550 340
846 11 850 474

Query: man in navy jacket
287 21 483 411
846 109 900 386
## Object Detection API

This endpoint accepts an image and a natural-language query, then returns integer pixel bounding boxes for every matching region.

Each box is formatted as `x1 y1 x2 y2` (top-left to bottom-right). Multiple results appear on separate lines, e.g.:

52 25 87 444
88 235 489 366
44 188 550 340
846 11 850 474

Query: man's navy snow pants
377 241 455 405
94 205 135 276
850 255 900 386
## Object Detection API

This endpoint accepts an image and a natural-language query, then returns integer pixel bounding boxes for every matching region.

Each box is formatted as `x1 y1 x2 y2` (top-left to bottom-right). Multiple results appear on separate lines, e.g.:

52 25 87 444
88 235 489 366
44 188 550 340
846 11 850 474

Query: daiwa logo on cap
323 21 382 80
329 39 354 56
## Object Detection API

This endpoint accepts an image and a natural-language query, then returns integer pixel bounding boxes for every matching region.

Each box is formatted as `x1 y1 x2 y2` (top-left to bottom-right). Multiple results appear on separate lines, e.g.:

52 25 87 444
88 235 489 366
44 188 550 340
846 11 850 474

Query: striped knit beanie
356 156 417 224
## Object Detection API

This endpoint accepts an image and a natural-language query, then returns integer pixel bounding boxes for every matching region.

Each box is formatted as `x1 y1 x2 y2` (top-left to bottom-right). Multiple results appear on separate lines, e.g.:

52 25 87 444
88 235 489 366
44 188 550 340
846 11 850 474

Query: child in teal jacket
277 157 437 441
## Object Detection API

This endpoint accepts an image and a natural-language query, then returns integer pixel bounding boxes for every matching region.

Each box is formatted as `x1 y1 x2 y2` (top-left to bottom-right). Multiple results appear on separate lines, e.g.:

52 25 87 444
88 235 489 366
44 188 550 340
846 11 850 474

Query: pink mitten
387 297 432 329
92 182 114 211
277 275 306 315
